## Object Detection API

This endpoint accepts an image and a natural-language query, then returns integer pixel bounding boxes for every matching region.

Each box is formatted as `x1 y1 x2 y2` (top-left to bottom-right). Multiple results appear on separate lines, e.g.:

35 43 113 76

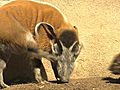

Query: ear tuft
35 23 41 36
73 26 77 29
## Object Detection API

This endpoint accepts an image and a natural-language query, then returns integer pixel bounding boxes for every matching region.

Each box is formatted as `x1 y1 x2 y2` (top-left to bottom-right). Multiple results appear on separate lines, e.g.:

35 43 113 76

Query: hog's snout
57 77 69 83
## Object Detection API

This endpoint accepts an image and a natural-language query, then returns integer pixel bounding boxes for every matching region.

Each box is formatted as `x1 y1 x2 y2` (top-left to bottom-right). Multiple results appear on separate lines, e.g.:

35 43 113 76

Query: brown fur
0 1 78 51
0 1 79 86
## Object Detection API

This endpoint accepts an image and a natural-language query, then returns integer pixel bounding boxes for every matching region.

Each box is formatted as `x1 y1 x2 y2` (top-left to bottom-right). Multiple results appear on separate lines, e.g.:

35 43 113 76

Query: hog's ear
50 40 63 55
35 22 56 40
69 41 83 56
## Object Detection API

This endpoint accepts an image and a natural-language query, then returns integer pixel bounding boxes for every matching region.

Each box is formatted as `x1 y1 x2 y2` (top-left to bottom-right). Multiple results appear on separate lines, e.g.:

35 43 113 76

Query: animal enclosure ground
3 77 120 90
0 0 120 90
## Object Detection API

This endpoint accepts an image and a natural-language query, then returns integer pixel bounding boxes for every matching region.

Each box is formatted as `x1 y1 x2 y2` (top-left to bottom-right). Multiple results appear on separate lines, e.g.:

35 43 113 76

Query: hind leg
0 59 9 88
32 58 48 83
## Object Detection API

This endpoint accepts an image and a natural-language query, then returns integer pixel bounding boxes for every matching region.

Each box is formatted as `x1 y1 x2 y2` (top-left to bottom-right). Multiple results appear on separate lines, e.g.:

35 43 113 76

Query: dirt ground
2 77 120 90
0 0 120 90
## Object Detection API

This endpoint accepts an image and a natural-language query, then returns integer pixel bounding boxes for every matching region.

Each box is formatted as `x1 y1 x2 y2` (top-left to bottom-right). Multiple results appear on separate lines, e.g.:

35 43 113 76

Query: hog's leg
0 60 9 88
32 58 48 83
51 61 60 81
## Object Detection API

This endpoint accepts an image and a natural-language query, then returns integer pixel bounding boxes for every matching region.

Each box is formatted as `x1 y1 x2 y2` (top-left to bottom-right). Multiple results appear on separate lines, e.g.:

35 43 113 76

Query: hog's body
0 1 81 88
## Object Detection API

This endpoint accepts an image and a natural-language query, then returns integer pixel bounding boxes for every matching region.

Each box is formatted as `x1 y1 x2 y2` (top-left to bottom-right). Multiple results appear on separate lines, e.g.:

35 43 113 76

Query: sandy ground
0 0 120 90
2 77 120 90
0 0 120 81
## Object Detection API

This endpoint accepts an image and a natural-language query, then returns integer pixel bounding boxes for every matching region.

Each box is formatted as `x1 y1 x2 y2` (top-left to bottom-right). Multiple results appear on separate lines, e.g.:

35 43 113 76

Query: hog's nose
60 78 69 83
61 80 69 83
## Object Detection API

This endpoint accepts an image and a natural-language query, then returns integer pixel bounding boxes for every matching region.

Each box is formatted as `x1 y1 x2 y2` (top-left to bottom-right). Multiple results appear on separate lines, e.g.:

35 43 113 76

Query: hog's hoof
0 83 9 88
35 75 42 83
41 80 49 84
34 68 42 83
35 76 48 84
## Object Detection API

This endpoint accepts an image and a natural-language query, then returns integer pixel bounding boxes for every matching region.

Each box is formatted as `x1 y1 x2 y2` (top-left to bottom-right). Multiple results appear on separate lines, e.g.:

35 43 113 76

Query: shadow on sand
49 80 68 84
102 77 120 84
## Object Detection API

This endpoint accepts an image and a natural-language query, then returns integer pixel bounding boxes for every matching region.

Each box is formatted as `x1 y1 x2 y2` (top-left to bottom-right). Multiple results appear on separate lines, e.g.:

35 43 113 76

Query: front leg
51 61 60 81
0 60 9 88
32 58 48 83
